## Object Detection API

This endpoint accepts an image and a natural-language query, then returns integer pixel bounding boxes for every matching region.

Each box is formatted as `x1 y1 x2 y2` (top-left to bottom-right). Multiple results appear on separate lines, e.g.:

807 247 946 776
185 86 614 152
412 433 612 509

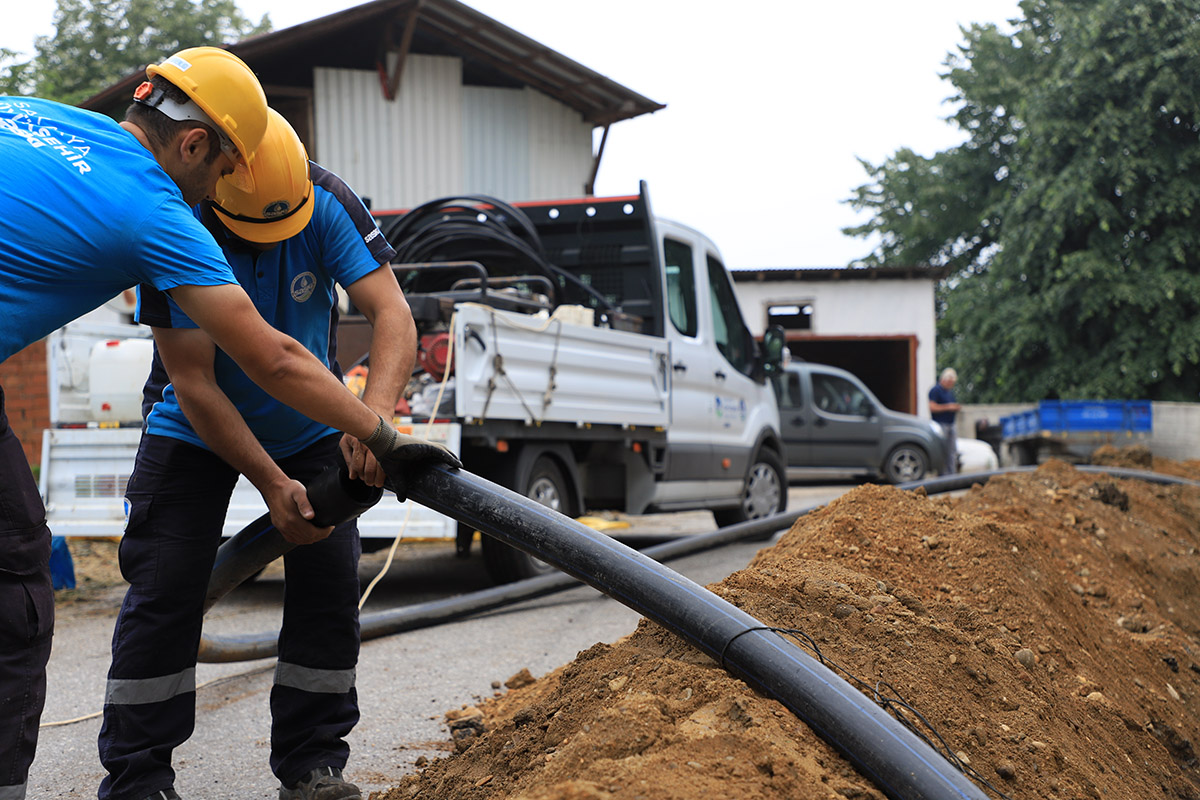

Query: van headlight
929 421 945 438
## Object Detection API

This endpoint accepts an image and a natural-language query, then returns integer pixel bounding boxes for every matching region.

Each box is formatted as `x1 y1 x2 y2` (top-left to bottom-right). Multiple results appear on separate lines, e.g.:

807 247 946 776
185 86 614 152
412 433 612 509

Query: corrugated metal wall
315 54 464 211
525 89 592 199
463 86 530 199
315 54 594 210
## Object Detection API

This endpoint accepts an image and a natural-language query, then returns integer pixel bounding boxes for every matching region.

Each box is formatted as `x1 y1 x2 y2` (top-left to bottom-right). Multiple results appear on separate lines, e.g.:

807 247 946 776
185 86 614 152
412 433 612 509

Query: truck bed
999 400 1152 466
452 302 668 427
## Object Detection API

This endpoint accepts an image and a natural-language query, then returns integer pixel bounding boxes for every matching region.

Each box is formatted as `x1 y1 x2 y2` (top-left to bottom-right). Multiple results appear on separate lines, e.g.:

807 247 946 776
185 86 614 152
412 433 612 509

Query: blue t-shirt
138 164 397 457
929 383 958 424
0 96 237 361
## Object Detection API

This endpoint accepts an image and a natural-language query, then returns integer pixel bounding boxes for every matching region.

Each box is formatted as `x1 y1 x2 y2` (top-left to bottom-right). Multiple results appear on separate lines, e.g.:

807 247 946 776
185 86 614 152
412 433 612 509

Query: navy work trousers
98 433 362 800
0 386 54 800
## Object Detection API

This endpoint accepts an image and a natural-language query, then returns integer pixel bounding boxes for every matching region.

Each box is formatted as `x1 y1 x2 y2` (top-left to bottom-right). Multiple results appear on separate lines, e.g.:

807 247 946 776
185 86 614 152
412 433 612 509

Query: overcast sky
4 0 1021 269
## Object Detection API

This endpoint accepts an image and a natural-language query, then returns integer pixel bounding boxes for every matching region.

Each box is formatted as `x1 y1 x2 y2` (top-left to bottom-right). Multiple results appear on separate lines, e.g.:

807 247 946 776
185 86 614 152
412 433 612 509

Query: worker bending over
97 110 415 800
0 47 453 800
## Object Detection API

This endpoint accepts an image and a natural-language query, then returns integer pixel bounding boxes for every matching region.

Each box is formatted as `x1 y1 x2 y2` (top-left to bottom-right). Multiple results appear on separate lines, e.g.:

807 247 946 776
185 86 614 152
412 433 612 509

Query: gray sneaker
279 766 361 800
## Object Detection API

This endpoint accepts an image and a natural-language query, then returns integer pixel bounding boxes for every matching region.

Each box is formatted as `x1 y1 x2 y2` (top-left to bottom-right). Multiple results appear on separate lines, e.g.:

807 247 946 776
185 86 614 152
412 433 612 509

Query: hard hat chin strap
212 189 312 225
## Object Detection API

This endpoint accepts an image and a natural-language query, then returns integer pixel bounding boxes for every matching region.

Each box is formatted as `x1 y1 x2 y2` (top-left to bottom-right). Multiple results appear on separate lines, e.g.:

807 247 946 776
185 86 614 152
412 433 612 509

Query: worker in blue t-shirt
0 50 453 800
929 367 962 474
98 111 413 800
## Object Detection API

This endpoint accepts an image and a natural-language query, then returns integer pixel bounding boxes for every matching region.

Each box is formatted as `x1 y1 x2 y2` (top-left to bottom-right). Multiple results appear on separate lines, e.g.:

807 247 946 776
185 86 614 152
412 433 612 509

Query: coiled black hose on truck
201 463 993 800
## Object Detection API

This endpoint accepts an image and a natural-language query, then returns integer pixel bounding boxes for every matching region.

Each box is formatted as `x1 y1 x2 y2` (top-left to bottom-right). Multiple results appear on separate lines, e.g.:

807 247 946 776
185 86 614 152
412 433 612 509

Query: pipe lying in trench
202 464 990 800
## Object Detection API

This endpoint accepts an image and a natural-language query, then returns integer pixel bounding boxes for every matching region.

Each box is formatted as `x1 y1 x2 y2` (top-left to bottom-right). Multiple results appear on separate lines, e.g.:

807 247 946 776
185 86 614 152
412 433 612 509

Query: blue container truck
999 400 1152 465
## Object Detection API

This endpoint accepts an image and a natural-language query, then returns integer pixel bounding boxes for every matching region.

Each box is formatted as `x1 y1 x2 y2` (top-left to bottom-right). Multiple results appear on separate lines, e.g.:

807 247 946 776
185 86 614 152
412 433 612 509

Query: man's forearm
171 282 382 440
360 313 416 421
174 379 290 495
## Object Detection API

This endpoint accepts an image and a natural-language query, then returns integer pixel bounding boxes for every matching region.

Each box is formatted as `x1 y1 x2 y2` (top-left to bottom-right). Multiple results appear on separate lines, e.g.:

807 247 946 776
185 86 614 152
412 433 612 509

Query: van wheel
482 456 572 584
884 445 928 483
713 448 786 533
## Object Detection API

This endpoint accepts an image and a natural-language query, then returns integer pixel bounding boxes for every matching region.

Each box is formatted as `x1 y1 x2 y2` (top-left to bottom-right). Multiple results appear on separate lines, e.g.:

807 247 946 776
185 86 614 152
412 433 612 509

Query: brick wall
0 340 50 466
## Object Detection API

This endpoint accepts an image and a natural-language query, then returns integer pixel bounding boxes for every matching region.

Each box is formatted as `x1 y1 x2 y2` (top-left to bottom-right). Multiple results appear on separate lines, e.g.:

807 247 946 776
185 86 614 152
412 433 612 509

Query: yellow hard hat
212 108 315 244
145 46 268 184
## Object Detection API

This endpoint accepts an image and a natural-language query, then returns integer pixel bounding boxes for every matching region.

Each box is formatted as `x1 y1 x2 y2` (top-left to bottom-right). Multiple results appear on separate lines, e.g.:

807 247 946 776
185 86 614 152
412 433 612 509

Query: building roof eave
78 0 664 127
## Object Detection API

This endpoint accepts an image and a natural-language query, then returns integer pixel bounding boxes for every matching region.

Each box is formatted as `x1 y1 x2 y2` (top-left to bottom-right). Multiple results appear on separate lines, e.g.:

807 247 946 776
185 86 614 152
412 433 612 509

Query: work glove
362 415 462 500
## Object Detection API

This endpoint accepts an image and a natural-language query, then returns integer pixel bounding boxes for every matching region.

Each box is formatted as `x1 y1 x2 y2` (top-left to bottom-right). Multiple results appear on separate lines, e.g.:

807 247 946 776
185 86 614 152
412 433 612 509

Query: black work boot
279 766 361 800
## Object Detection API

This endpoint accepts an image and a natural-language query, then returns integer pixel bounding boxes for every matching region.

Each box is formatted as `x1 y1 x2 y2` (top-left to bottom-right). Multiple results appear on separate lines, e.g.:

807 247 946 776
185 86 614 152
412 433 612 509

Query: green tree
0 0 270 106
846 0 1200 403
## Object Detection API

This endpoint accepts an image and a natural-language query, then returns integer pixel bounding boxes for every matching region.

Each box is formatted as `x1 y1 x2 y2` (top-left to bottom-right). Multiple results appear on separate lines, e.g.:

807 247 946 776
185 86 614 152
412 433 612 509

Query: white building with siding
83 0 663 208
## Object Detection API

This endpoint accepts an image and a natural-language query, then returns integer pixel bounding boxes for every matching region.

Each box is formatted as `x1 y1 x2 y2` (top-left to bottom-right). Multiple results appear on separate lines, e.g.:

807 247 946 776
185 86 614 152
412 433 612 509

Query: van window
771 371 803 410
663 238 698 337
812 373 871 417
707 255 754 375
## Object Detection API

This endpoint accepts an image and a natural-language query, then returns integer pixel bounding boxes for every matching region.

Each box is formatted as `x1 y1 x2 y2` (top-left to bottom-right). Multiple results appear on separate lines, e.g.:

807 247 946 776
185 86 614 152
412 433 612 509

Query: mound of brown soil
376 456 1200 800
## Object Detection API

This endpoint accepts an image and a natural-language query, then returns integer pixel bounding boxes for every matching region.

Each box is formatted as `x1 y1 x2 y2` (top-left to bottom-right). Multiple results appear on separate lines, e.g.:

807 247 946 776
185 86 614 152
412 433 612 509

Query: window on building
767 302 814 331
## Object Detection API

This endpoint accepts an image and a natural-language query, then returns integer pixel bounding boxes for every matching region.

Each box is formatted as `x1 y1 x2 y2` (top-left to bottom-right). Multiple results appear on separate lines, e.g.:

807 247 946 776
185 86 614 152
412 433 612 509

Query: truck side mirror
761 325 786 376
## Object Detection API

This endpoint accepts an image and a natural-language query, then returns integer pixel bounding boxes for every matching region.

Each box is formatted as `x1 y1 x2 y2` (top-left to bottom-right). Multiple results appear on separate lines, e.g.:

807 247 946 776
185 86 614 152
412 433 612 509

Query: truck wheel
713 448 786 532
884 445 928 483
482 456 573 584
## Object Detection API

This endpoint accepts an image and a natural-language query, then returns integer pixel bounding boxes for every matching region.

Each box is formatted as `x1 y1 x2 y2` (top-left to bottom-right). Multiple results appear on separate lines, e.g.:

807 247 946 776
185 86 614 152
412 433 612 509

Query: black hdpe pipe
201 464 1200 659
198 501 813 663
203 459 383 615
201 463 1200 660
404 466 989 800
898 464 1200 492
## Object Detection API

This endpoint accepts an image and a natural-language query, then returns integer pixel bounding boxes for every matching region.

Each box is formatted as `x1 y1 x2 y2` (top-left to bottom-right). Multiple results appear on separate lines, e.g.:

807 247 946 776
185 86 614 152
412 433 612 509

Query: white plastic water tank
87 338 155 423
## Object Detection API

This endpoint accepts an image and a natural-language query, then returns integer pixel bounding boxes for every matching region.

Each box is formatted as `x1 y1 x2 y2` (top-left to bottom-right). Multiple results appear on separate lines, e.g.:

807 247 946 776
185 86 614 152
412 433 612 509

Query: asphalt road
28 483 853 799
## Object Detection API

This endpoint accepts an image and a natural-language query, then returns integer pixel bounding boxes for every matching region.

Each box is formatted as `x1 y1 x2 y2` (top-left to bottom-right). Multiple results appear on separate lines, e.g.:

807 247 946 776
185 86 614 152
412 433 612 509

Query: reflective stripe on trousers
0 782 27 800
105 668 196 706
275 663 356 695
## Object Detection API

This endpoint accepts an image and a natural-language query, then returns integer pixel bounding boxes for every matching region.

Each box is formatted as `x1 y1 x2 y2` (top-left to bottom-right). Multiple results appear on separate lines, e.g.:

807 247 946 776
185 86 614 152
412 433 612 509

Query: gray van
770 362 949 483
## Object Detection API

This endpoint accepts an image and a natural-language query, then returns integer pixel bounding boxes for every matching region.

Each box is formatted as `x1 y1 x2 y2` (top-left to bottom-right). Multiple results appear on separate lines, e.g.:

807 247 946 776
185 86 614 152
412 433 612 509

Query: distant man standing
929 367 961 474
